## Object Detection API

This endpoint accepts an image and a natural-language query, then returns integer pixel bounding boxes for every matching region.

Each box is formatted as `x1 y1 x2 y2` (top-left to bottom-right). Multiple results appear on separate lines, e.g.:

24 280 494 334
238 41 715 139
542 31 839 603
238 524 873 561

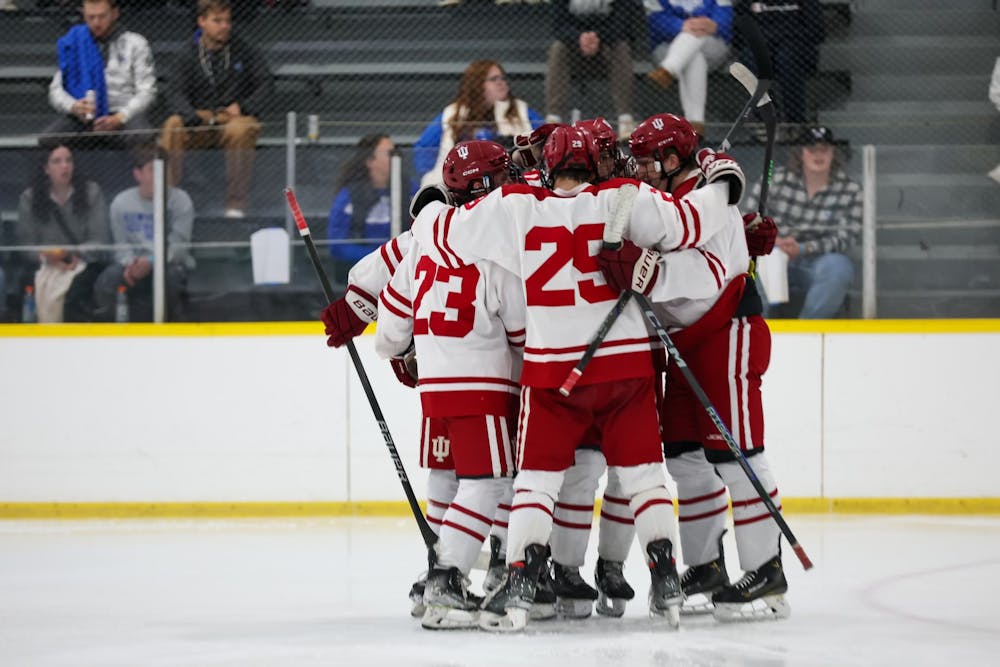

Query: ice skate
712 554 790 622
552 562 598 619
482 534 506 594
530 555 557 621
409 572 427 617
680 553 729 615
479 543 548 633
594 557 634 618
645 538 682 629
420 567 482 630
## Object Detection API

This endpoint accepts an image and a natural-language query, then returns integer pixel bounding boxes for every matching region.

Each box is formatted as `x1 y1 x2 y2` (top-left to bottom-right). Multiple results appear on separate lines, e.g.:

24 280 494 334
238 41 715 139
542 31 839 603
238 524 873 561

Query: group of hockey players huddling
320 113 788 633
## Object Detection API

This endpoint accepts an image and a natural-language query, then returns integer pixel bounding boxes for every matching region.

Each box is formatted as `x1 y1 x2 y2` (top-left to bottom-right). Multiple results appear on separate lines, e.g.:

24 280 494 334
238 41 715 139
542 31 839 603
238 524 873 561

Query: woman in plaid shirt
743 126 863 318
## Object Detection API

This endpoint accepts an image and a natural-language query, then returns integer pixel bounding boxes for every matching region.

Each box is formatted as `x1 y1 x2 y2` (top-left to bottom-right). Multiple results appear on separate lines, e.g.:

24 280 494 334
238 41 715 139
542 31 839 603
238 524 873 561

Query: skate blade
420 606 479 630
649 602 681 629
595 593 628 618
529 602 556 621
713 594 791 622
555 597 594 619
680 592 716 616
479 607 529 633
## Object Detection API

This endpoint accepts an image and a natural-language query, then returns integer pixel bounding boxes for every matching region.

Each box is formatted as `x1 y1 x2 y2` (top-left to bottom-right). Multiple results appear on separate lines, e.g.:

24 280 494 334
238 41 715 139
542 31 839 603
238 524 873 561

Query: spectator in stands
0 264 6 321
15 143 110 322
327 134 409 281
94 145 194 321
161 0 273 219
644 0 733 137
738 0 824 126
544 0 642 138
414 59 542 187
43 0 157 150
743 125 862 319
989 56 1000 184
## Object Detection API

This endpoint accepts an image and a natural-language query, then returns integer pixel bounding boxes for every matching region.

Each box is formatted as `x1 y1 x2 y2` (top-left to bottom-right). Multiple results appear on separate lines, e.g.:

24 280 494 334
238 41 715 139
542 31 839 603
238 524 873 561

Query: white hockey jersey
375 238 526 417
644 171 752 330
409 177 735 388
341 231 413 324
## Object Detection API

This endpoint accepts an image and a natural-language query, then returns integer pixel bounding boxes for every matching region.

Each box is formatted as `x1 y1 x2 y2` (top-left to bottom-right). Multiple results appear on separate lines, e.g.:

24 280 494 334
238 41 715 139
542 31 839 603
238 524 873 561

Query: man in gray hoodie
94 145 195 321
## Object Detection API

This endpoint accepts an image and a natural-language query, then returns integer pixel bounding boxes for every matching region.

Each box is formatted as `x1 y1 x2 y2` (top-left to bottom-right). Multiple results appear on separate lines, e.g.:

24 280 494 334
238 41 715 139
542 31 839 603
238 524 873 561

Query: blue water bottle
21 286 36 323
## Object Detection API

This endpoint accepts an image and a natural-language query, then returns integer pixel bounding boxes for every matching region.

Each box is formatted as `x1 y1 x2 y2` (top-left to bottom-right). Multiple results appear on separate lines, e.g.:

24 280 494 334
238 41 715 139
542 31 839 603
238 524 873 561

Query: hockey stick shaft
559 184 638 396
633 291 813 570
284 188 438 549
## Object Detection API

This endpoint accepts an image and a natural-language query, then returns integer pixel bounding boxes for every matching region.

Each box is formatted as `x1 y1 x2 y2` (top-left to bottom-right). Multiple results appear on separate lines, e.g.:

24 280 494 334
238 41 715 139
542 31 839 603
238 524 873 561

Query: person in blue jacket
644 0 733 136
327 134 409 279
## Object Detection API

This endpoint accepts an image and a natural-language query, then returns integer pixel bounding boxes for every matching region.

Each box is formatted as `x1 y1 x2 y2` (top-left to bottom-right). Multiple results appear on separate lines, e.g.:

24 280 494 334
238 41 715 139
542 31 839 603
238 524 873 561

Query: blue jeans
788 252 855 319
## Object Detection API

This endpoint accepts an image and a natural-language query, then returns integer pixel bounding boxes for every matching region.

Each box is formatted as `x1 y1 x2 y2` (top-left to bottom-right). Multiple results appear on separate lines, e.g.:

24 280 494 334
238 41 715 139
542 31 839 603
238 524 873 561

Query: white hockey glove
511 123 560 169
409 183 453 219
696 148 745 206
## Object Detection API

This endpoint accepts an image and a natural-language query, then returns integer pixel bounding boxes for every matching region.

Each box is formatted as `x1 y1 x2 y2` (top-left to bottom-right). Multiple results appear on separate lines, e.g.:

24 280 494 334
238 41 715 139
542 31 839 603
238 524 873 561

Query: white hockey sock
506 469 565 564
665 449 728 566
489 480 514 558
551 449 604 567
598 467 635 562
437 477 507 575
716 454 782 572
628 486 677 559
425 469 459 537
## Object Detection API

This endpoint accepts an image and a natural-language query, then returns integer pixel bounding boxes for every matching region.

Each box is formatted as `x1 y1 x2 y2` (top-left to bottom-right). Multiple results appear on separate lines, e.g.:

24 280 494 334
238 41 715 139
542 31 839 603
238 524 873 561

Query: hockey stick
561 52 772 396
633 291 813 571
284 188 438 550
559 183 639 396
729 62 777 217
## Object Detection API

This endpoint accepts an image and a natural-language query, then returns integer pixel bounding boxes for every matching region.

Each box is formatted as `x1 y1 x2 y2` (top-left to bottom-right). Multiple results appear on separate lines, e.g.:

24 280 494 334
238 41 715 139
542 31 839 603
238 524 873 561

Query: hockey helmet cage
442 140 511 204
542 124 601 183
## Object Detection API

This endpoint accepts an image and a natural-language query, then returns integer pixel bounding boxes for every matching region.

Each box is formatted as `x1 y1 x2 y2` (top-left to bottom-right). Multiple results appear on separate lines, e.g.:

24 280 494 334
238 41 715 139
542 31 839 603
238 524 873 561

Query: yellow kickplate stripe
1 320 998 338
2 498 999 520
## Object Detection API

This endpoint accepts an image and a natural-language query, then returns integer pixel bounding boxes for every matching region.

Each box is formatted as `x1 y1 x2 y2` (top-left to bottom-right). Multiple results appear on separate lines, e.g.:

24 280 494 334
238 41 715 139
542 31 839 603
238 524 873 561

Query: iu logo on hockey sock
431 436 451 462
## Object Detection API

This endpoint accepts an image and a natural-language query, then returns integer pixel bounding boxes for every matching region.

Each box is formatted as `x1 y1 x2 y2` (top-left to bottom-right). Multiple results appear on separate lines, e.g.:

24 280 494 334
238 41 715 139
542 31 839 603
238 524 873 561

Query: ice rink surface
2 514 999 667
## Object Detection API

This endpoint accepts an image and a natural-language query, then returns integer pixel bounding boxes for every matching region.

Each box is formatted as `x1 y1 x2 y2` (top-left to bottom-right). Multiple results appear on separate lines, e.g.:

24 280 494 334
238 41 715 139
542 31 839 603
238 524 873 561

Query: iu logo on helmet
431 436 451 463
457 145 469 159
652 118 664 130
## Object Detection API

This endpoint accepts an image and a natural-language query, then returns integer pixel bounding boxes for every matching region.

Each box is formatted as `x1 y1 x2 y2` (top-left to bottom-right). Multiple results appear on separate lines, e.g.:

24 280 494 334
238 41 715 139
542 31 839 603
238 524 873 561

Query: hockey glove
321 287 377 348
696 148 745 206
597 239 661 296
389 344 418 388
743 212 778 256
409 183 453 219
511 123 560 169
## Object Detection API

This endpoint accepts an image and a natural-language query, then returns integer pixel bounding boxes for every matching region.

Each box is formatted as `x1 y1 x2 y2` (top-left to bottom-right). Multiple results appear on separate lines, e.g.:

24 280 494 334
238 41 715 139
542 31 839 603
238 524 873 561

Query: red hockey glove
743 212 777 256
511 123 560 169
389 346 418 388
320 287 376 348
696 148 745 205
597 239 661 296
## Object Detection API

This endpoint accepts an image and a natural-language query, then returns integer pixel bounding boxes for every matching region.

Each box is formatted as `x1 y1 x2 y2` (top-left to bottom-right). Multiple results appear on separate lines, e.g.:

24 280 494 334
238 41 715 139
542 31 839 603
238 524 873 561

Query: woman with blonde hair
414 59 542 186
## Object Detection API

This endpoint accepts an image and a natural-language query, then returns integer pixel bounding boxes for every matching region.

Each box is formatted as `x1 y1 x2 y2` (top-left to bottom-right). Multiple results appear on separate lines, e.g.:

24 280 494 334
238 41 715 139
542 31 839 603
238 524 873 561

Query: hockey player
598 113 789 621
375 140 526 630
319 141 518 619
408 124 744 632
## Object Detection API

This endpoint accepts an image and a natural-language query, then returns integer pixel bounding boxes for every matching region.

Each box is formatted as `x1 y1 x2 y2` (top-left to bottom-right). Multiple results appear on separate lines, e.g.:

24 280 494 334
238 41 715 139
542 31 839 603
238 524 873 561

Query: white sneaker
988 163 1000 185
617 114 635 139
224 208 246 219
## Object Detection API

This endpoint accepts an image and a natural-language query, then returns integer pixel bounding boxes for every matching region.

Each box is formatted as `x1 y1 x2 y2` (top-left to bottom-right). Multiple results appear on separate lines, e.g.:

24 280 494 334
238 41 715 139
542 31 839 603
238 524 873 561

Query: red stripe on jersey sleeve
379 292 410 320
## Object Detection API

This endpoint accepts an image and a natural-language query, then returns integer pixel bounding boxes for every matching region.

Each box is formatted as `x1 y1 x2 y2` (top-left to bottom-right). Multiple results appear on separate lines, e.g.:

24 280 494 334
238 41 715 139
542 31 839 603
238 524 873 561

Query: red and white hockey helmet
542 124 600 183
573 117 617 157
442 140 511 204
629 113 699 163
